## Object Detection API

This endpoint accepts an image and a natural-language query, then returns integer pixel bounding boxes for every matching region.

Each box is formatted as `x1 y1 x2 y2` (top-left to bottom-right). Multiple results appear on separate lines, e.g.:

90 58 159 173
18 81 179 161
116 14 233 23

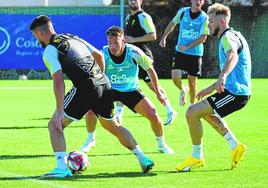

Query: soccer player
159 0 209 106
80 26 174 155
115 0 176 126
30 15 154 178
176 3 251 172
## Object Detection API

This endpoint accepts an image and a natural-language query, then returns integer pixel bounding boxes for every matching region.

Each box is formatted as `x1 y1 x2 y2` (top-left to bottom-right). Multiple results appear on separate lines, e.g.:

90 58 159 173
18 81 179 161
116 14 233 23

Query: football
67 151 89 173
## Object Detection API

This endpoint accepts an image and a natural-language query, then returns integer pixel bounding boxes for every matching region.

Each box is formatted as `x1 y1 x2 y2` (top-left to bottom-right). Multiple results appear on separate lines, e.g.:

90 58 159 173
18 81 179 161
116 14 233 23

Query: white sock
87 131 95 141
132 145 146 162
55 152 67 170
115 106 124 117
224 131 238 150
156 136 166 147
165 100 173 114
192 144 203 159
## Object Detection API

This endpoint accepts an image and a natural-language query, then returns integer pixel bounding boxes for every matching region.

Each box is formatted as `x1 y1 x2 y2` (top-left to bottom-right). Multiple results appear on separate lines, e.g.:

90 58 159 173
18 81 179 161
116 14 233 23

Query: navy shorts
207 90 250 118
112 89 145 112
172 51 202 77
138 49 154 83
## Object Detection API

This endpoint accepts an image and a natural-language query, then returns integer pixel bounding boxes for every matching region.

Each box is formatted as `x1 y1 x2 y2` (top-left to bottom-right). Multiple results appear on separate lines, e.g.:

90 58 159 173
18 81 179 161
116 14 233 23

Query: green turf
0 79 267 188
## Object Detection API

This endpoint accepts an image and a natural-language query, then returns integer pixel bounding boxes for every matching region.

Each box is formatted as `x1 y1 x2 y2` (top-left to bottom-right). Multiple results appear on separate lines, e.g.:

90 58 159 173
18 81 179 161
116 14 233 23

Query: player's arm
214 34 240 94
159 9 184 48
80 39 105 72
125 14 156 43
91 50 105 72
215 49 238 93
159 20 176 48
196 50 238 100
146 68 167 105
179 18 209 51
178 35 207 51
43 45 65 131
51 70 65 131
135 49 166 104
125 32 156 43
196 35 239 100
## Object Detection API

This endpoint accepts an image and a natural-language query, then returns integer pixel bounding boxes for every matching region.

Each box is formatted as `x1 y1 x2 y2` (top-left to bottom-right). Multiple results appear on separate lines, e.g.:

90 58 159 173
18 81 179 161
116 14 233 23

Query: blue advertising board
0 14 120 69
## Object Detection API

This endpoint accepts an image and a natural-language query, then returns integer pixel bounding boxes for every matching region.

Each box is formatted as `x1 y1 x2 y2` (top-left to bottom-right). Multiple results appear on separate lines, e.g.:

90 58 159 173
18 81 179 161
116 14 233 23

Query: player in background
30 15 155 178
176 3 251 172
159 0 209 106
116 0 176 126
80 26 174 155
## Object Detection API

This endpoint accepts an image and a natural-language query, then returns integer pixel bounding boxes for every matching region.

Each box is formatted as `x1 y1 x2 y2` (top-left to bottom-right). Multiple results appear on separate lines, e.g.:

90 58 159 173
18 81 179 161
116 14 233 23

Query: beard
129 5 138 11
40 41 47 48
212 26 220 37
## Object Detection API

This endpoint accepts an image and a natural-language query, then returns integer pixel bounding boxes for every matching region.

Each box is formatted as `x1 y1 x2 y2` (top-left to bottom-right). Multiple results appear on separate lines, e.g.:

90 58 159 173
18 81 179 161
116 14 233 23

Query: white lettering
110 74 134 84
16 50 33 56
16 37 41 48
181 29 199 40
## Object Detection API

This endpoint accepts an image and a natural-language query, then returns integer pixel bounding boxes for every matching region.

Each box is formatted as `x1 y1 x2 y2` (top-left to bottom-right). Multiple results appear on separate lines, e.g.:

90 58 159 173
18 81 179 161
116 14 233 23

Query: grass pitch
0 79 267 188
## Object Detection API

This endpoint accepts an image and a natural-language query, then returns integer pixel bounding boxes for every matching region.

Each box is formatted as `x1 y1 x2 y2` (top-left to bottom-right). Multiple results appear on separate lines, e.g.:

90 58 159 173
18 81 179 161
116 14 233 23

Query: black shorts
138 49 154 83
64 84 114 120
112 89 145 112
207 90 250 118
138 68 151 83
172 51 202 77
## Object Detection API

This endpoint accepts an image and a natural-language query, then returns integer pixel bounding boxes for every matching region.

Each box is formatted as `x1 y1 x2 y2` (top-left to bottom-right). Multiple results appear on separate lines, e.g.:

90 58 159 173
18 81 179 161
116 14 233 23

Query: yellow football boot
231 143 247 169
176 156 205 172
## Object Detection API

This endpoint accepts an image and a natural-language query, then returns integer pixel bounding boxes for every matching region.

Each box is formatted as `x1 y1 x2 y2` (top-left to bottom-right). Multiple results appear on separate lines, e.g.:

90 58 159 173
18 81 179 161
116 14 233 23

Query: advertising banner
0 14 119 69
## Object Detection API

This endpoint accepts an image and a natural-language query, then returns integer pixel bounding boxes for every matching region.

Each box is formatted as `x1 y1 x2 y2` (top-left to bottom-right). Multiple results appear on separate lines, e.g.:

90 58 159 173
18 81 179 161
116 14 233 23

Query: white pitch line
0 170 71 188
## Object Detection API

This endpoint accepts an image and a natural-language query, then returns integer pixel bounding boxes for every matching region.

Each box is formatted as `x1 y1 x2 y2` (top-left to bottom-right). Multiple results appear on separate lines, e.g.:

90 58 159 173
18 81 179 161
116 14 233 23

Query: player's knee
185 105 196 120
48 120 54 131
149 112 161 125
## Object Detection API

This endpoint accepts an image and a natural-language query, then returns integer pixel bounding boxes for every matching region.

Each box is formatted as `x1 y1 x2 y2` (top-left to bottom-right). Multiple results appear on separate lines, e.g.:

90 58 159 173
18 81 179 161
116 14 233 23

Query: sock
55 152 67 170
115 106 124 118
87 131 95 141
132 145 146 162
165 100 173 114
156 136 165 147
224 131 238 150
192 144 203 159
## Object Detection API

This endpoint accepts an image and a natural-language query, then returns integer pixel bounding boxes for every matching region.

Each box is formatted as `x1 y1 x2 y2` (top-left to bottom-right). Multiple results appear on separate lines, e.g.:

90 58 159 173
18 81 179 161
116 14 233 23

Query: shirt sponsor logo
181 29 199 40
110 74 134 84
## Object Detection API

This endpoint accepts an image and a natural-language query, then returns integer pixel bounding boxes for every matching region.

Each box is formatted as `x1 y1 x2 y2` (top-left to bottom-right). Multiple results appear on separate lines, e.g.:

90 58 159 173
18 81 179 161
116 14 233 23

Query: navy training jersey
125 10 156 56
44 33 109 88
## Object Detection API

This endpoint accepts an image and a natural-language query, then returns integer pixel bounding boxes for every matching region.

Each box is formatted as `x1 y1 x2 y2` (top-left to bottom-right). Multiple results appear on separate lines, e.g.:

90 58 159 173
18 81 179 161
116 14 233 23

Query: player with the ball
30 15 155 178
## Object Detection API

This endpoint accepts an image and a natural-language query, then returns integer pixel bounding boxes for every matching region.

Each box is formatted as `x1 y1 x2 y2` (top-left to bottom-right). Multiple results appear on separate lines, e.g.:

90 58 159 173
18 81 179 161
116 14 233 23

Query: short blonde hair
207 3 231 20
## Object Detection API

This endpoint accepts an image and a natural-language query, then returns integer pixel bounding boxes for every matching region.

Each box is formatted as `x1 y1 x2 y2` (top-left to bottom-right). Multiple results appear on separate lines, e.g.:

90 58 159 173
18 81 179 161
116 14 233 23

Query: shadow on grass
0 125 84 130
0 168 232 181
0 171 157 181
0 154 54 160
30 117 51 120
0 151 159 160
154 168 231 174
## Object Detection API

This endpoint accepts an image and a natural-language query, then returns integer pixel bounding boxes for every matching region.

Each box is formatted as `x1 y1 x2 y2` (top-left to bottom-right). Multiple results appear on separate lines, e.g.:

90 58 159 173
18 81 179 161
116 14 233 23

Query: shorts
172 51 202 77
138 68 151 83
112 89 145 112
138 49 154 83
64 84 114 120
207 89 250 118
